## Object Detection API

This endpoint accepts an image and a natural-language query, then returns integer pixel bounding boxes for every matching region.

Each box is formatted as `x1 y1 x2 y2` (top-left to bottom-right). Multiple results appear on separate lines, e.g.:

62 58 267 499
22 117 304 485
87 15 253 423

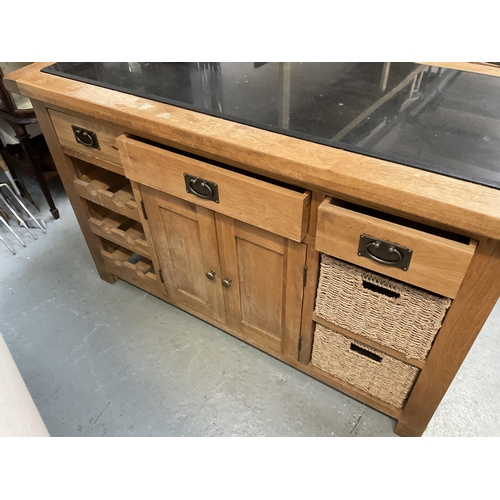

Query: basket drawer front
315 255 451 360
315 197 476 298
311 324 420 408
116 135 310 242
48 109 123 166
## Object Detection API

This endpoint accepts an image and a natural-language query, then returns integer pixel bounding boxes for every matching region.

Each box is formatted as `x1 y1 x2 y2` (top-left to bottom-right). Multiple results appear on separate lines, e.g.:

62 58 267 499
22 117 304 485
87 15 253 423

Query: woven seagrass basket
311 323 420 408
315 255 452 360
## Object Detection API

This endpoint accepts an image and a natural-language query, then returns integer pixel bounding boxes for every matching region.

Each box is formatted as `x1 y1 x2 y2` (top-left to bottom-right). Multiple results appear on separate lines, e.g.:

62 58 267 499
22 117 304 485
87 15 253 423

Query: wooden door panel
160 208 212 305
282 238 309 359
216 214 306 358
236 237 284 337
140 186 226 324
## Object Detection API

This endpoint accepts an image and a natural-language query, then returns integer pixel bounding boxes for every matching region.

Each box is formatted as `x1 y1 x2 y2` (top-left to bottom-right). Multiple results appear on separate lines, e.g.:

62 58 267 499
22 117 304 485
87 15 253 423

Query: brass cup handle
206 270 216 280
222 278 232 288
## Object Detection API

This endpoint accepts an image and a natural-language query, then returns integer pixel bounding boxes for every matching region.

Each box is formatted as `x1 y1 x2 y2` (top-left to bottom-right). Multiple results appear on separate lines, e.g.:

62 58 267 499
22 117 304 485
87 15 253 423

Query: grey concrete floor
1 174 499 437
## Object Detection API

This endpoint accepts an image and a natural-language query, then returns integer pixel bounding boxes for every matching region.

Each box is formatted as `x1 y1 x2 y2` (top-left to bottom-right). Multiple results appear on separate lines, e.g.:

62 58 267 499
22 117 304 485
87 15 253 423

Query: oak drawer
315 197 476 298
116 135 310 242
48 109 123 167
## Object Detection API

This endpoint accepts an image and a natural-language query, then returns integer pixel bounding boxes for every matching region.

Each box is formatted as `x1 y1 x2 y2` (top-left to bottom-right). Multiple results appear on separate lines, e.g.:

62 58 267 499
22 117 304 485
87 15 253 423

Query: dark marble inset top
42 62 500 190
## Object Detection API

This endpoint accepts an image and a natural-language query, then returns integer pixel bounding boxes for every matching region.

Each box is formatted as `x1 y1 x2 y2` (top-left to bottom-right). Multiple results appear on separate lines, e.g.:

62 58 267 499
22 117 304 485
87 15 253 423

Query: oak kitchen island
5 62 500 437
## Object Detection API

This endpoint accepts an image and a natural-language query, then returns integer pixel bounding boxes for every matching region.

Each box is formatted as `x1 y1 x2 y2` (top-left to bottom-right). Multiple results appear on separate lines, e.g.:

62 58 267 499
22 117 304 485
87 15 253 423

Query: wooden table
6 62 500 436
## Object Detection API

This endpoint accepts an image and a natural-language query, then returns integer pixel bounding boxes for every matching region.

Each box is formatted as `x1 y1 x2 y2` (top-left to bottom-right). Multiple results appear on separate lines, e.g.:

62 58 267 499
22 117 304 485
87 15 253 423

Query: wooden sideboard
6 62 500 436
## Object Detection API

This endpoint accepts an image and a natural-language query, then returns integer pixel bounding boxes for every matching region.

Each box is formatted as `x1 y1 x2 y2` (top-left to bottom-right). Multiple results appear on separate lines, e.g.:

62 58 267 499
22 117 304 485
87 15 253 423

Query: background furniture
0 63 59 218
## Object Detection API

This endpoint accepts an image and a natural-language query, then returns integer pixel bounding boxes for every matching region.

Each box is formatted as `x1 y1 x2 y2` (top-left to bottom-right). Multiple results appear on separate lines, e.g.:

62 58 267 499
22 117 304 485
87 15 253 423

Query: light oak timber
73 166 141 222
48 108 123 165
215 215 279 354
100 247 162 298
117 135 310 243
77 167 125 195
139 185 307 357
74 181 140 222
282 237 307 359
419 62 500 78
88 214 151 259
299 245 320 365
6 64 500 241
61 145 125 176
30 99 117 284
316 197 476 298
312 313 426 369
299 192 326 365
114 268 169 303
129 180 164 289
140 186 227 325
395 237 500 437
215 214 307 359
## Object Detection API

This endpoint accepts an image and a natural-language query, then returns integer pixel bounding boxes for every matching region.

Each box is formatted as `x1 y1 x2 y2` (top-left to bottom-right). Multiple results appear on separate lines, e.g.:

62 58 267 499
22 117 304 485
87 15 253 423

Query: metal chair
0 63 60 219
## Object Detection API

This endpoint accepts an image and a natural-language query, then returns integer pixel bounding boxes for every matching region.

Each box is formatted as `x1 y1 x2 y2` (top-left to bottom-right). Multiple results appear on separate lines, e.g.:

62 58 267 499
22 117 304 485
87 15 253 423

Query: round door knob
206 270 216 280
222 278 232 288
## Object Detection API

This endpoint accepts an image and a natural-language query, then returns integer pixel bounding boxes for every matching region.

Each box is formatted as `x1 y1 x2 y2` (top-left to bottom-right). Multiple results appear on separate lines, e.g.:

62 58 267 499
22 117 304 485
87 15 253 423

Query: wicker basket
311 323 420 408
315 255 451 360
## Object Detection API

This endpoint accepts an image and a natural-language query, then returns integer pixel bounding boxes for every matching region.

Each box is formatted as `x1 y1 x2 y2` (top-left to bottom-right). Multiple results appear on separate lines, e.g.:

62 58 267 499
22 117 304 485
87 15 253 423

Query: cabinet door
215 213 307 358
140 186 226 325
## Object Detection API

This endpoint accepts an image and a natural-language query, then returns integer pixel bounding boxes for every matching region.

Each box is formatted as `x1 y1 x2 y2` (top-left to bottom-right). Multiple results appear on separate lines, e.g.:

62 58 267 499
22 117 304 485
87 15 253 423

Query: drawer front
48 109 123 166
315 255 451 360
311 323 419 409
315 197 476 298
116 135 310 242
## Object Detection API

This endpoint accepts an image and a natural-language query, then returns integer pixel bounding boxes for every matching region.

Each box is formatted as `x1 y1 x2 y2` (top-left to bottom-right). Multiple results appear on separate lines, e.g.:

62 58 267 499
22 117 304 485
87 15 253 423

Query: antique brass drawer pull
358 234 412 271
184 174 219 203
72 126 100 149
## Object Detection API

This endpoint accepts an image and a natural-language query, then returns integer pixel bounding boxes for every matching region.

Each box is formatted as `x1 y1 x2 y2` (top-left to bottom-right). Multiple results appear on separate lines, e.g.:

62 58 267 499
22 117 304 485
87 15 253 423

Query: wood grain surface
48 108 123 165
31 99 117 284
216 214 306 357
140 186 227 325
117 135 310 242
396 237 500 436
315 197 476 298
420 62 500 77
